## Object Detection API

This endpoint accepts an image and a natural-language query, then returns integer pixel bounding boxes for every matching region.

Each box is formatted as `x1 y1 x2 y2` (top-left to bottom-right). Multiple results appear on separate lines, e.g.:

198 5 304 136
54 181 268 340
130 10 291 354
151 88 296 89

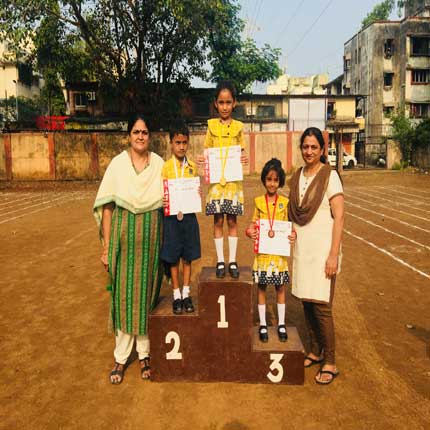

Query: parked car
328 148 357 168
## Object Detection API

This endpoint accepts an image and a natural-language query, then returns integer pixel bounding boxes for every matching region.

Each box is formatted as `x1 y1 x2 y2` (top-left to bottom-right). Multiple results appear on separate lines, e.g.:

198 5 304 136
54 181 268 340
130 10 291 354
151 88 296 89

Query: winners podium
149 267 304 384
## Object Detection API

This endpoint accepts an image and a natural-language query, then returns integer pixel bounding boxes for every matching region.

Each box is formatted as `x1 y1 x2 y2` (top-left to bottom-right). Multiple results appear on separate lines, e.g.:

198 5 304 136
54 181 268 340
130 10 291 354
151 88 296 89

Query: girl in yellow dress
201 81 248 279
246 158 295 343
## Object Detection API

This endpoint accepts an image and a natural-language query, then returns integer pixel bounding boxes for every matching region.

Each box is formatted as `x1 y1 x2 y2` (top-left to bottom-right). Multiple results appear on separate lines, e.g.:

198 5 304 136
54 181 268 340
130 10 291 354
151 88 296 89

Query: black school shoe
182 296 195 313
259 325 269 343
278 324 288 342
228 262 239 278
216 262 226 278
172 298 182 315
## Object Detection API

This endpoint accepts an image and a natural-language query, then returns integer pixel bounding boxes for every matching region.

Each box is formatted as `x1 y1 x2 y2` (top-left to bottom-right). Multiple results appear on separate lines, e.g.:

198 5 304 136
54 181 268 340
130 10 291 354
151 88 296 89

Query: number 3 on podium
267 353 284 383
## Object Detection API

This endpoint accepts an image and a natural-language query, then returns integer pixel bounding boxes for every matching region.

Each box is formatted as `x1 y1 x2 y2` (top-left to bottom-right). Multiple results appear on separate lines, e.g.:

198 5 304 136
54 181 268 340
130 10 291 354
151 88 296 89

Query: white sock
173 288 181 301
228 236 238 263
258 304 266 327
277 303 286 327
182 285 190 299
214 238 224 263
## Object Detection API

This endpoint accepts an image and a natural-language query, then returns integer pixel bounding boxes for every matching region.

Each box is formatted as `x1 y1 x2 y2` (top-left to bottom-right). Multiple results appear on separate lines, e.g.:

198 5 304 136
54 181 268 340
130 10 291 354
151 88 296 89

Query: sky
195 0 402 91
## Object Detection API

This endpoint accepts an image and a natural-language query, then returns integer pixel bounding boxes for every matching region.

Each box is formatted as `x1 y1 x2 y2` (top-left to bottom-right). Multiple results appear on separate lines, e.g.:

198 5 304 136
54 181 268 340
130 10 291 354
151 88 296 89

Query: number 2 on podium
165 331 183 360
217 295 228 328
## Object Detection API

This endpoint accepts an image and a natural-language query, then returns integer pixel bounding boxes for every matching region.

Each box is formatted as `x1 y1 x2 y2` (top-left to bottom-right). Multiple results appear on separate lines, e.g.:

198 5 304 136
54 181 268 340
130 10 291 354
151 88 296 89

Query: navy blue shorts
160 213 201 264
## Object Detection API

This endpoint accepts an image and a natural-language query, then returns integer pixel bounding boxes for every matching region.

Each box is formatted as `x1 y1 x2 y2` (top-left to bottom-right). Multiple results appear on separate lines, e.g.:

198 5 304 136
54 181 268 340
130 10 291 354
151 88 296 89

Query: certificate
204 145 243 184
163 177 202 216
254 219 292 257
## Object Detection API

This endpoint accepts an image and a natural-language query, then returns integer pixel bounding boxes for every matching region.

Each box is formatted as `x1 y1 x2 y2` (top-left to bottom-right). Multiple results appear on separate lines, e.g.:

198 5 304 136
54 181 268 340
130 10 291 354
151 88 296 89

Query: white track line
0 194 55 211
374 186 430 203
345 193 430 223
350 189 430 214
0 196 67 218
397 185 430 196
0 202 68 225
344 229 430 280
346 201 430 234
359 189 430 208
347 211 430 251
0 193 35 205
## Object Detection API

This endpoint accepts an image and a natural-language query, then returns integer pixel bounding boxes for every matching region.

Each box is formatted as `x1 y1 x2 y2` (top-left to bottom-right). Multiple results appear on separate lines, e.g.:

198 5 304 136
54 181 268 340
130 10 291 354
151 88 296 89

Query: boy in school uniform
160 123 201 314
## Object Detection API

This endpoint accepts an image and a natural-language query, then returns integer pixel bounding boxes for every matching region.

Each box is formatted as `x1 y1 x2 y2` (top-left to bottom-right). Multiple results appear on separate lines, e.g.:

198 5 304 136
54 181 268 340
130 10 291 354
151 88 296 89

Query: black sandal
216 262 226 278
259 325 269 343
110 362 125 385
304 355 324 368
140 356 151 380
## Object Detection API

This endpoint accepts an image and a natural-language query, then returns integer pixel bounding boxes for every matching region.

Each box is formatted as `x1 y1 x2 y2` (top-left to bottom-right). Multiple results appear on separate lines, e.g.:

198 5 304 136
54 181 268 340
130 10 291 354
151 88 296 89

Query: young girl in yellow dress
201 81 248 279
246 158 295 343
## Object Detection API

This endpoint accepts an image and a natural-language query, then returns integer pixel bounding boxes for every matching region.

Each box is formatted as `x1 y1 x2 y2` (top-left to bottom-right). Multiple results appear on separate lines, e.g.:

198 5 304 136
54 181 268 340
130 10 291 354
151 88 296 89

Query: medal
265 193 278 239
177 211 184 221
220 176 226 186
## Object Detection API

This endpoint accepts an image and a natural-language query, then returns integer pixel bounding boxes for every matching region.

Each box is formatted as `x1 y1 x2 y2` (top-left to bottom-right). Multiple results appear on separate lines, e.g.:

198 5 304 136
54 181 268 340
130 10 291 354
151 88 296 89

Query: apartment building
343 0 430 145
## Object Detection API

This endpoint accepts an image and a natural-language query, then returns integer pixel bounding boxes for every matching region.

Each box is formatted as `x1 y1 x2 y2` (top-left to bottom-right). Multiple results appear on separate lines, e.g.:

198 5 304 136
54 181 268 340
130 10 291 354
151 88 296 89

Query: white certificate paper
163 177 202 216
204 145 243 184
254 219 292 257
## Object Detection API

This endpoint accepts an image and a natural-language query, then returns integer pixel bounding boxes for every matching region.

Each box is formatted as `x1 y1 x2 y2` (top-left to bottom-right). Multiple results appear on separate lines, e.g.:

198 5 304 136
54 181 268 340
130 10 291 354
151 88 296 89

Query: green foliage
414 118 430 148
390 108 430 165
0 0 281 124
361 0 395 28
361 0 413 28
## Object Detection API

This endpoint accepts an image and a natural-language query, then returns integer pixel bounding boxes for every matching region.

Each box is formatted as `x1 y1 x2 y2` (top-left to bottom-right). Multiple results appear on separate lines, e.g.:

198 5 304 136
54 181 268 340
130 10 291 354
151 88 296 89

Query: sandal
315 369 339 385
140 356 151 380
304 355 324 368
110 362 125 385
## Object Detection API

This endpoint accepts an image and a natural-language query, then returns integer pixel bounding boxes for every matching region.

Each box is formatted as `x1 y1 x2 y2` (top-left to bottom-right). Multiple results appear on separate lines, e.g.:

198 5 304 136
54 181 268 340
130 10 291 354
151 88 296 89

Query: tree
361 0 412 28
390 108 416 164
0 1 281 124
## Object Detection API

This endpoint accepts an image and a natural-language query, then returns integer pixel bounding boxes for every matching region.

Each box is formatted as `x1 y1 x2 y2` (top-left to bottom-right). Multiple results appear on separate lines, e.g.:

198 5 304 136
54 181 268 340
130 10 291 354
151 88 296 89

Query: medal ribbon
173 156 187 216
265 193 278 234
218 123 231 184
173 155 187 179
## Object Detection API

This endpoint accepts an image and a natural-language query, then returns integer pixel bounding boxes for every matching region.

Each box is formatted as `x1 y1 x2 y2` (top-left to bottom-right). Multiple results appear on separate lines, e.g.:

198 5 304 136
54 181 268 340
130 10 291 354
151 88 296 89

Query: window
412 69 430 84
384 39 394 58
384 72 394 87
411 37 430 56
327 102 336 119
383 106 394 117
344 58 350 71
74 92 88 108
358 47 361 63
256 105 275 118
233 105 245 119
410 103 430 118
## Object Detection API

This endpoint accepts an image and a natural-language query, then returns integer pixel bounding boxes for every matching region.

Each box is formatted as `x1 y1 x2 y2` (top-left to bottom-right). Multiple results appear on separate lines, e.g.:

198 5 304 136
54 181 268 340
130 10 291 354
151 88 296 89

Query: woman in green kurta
93 114 164 384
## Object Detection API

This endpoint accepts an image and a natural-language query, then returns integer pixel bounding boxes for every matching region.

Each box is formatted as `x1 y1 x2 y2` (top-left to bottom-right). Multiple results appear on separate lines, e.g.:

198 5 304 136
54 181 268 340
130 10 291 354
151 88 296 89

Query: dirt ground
1 170 429 430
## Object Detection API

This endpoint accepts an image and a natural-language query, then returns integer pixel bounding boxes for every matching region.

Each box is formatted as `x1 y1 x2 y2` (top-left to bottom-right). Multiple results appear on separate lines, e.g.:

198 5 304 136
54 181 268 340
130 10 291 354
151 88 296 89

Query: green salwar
107 206 163 336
